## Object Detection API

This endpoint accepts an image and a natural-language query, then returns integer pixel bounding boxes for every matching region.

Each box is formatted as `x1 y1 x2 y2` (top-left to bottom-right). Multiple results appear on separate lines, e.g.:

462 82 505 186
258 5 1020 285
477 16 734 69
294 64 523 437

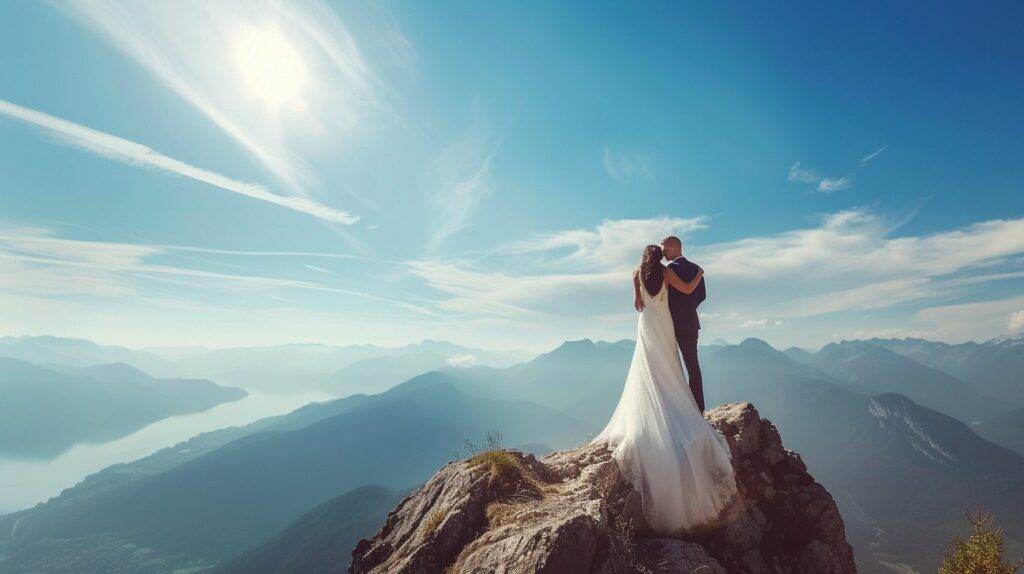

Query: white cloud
700 209 1024 281
789 146 886 192
0 98 358 224
915 295 1024 342
1008 310 1024 334
303 264 336 275
789 162 852 192
860 145 887 164
846 327 936 341
156 244 379 262
427 115 499 250
817 177 852 192
503 216 709 270
603 146 653 181
790 147 885 193
446 353 477 367
0 225 435 315
739 318 783 329
406 210 1024 344
407 259 618 318
787 162 821 184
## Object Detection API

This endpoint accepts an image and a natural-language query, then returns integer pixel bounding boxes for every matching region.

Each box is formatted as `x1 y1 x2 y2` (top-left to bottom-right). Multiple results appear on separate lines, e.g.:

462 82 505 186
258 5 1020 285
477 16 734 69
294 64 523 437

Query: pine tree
939 509 1022 574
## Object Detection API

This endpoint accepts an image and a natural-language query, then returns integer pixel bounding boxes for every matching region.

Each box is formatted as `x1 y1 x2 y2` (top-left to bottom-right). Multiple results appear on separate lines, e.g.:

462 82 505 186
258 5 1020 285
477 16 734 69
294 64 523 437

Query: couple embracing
594 235 738 536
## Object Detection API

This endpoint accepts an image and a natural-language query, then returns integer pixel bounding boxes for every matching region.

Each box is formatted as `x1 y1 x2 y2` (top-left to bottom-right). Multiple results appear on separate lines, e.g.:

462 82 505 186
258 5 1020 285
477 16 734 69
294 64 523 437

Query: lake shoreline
0 390 329 514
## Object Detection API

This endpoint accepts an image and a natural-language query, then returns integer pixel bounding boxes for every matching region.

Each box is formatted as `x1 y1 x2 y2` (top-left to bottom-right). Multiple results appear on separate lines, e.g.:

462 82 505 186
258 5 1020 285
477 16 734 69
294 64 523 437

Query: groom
661 236 707 412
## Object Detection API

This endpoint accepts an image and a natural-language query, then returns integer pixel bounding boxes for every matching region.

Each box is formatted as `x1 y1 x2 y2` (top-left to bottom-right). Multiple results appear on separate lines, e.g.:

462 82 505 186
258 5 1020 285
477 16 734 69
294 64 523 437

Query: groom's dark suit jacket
666 256 705 334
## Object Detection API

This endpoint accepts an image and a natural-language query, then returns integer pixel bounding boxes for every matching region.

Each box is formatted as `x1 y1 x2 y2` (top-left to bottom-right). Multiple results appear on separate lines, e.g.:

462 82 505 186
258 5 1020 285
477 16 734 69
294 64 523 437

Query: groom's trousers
676 331 704 412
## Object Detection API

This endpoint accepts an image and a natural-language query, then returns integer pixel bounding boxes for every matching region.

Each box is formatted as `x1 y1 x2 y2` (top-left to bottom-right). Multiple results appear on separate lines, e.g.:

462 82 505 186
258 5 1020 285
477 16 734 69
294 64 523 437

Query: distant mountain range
0 335 527 393
165 342 389 391
321 339 527 397
0 358 245 459
164 339 526 393
700 338 1024 573
435 338 636 428
789 339 1010 423
0 336 175 377
867 335 1024 406
2 334 1023 573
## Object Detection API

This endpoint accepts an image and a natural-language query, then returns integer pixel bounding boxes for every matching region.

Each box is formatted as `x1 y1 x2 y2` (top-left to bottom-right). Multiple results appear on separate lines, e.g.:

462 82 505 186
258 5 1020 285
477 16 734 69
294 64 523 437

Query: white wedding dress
594 276 737 535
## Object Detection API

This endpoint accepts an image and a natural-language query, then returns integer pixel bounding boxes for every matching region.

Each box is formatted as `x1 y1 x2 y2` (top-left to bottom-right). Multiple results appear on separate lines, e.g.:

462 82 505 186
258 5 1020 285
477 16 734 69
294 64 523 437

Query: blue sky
1 0 1023 351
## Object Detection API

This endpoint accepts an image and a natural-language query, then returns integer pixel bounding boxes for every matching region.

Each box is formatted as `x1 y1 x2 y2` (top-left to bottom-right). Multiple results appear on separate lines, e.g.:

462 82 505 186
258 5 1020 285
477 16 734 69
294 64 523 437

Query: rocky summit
350 402 856 574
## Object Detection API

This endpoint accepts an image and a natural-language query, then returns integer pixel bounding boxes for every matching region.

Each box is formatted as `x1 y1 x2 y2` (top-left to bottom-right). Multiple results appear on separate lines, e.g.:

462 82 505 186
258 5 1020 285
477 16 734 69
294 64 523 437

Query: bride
594 244 737 535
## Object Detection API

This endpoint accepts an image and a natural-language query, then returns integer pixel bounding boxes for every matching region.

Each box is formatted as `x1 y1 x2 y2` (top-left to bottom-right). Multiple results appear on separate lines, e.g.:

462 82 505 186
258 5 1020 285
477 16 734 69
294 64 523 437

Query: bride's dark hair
639 244 664 297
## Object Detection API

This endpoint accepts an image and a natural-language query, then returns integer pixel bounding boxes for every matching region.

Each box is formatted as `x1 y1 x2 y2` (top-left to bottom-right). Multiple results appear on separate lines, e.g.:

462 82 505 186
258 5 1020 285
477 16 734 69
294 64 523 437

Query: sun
232 24 310 112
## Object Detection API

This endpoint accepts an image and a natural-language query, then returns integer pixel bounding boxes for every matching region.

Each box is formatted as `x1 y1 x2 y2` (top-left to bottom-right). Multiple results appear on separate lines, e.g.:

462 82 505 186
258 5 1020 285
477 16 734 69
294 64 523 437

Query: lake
0 390 331 514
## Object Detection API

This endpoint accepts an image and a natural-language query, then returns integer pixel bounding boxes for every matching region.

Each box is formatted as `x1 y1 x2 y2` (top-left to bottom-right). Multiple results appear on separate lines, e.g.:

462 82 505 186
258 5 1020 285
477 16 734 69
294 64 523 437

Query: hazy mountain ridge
0 336 176 377
799 339 1008 423
0 358 245 459
1 335 529 393
868 335 1024 406
321 340 525 397
699 339 1024 573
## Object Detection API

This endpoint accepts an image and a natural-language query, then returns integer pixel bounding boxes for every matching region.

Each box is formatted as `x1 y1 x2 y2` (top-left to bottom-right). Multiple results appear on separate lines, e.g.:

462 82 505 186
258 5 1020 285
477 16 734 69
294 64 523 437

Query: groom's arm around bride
661 235 707 412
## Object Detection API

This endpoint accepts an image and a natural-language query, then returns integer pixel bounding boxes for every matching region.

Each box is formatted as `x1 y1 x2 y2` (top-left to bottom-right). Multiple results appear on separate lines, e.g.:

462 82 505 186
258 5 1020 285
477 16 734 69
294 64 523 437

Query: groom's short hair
661 236 682 250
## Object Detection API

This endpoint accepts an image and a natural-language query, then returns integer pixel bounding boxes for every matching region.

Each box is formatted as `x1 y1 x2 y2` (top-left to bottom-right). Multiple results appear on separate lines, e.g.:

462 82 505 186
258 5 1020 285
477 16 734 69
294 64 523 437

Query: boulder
350 402 856 574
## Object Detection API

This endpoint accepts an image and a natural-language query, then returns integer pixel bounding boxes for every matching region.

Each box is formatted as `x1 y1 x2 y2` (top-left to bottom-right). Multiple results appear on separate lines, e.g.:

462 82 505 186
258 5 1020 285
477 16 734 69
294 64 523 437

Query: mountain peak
820 339 889 357
350 402 855 574
559 338 595 347
738 337 776 352
541 338 599 356
531 339 636 365
986 333 1024 347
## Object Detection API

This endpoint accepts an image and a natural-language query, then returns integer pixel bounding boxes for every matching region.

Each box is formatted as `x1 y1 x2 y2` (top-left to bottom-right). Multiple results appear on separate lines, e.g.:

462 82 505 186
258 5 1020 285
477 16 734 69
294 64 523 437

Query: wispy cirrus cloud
860 145 887 164
502 216 709 270
603 146 653 181
915 295 1024 342
817 177 852 192
788 162 853 193
0 98 357 224
303 264 336 275
410 216 708 318
427 114 500 250
787 162 821 184
54 0 410 212
0 224 435 314
406 209 1024 343
788 146 886 193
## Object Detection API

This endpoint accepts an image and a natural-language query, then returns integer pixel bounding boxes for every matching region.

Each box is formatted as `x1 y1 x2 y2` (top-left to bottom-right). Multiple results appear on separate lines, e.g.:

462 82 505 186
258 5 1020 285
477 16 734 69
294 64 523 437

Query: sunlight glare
232 24 310 112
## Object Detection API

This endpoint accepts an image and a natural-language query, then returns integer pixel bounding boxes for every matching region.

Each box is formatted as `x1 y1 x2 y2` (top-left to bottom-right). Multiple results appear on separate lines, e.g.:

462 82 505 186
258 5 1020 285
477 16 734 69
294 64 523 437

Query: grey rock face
350 402 856 574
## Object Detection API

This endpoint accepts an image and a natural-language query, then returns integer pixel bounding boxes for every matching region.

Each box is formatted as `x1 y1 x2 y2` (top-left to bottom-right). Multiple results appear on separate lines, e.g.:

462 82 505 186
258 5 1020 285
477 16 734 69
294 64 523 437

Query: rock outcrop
350 402 856 573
